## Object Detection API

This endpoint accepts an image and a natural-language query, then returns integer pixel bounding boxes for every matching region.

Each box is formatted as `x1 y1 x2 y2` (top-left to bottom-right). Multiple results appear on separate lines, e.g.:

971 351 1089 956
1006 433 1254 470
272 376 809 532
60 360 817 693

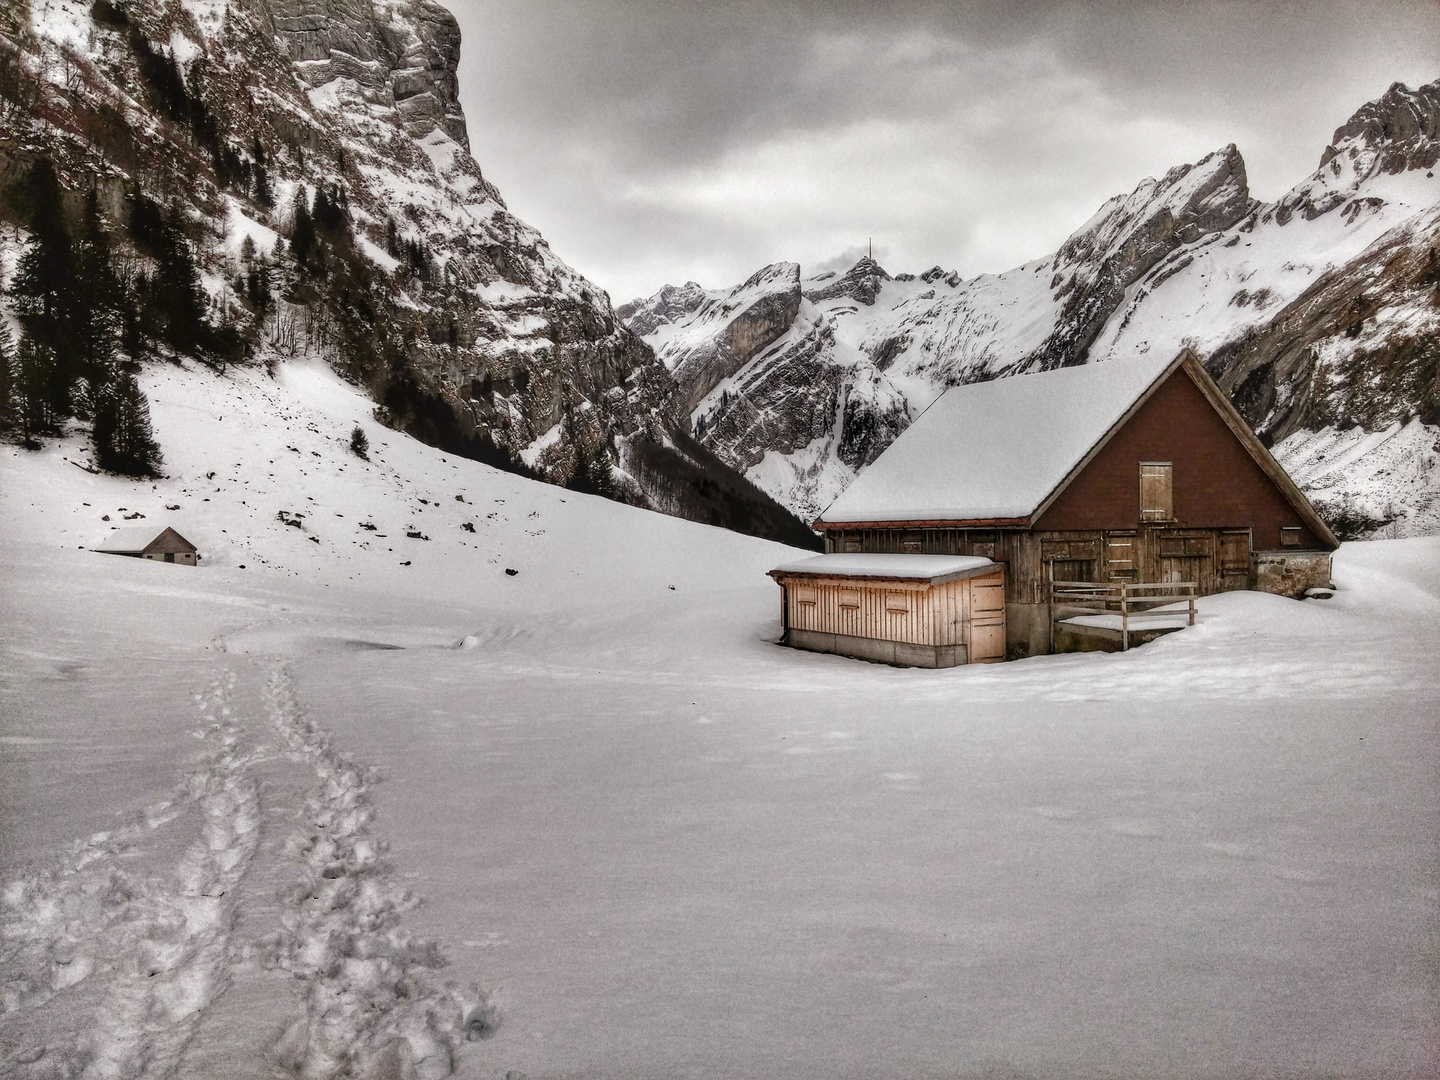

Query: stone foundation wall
1253 551 1333 598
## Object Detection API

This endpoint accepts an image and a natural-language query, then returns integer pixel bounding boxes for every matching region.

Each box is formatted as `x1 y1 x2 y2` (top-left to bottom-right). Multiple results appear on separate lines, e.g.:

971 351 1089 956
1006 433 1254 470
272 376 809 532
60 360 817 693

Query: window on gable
1139 462 1173 522
1280 527 1301 547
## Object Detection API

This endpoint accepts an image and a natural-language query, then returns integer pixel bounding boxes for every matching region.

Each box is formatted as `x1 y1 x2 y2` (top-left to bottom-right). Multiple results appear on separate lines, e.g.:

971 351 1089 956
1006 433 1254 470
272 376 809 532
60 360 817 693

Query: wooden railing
1050 580 1197 651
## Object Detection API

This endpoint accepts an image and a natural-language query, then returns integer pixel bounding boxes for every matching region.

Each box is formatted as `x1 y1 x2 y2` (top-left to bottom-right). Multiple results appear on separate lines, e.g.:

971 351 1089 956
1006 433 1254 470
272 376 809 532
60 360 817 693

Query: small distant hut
768 553 1005 667
95 526 199 566
771 348 1337 663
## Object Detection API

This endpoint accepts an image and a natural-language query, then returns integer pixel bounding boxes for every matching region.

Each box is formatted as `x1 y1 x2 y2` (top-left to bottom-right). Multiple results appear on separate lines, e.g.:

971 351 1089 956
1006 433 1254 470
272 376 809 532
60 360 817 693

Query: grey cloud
444 0 1440 302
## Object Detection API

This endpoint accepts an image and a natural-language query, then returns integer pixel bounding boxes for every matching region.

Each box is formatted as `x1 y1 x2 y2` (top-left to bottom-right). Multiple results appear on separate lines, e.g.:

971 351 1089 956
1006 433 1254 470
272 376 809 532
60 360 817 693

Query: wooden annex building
771 349 1338 663
95 526 199 566
768 553 1006 667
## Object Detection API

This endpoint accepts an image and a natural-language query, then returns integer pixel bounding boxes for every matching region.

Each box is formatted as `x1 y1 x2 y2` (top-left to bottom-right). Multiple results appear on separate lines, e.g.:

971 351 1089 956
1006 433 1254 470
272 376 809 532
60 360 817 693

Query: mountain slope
0 0 815 545
623 80 1440 534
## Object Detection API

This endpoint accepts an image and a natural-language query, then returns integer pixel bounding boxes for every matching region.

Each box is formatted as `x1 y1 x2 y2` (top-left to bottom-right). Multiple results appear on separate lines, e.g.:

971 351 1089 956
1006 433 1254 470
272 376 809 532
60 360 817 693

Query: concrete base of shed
783 628 970 668
1006 602 1051 658
1052 621 1185 654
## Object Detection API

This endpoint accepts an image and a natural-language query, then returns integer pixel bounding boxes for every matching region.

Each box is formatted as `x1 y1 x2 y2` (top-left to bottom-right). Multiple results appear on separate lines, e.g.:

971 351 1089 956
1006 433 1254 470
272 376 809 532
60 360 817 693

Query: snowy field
2 359 1438 1079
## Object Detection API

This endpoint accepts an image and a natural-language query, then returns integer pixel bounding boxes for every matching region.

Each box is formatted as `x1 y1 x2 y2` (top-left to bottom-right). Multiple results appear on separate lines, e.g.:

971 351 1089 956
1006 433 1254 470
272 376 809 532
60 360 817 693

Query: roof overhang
768 567 998 587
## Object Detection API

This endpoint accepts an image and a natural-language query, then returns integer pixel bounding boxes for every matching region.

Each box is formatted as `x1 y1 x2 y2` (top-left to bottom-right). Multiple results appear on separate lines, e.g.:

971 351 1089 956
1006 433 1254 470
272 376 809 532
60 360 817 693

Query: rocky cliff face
1035 145 1253 369
0 0 814 542
2 0 667 472
268 0 472 148
623 80 1440 536
619 262 802 411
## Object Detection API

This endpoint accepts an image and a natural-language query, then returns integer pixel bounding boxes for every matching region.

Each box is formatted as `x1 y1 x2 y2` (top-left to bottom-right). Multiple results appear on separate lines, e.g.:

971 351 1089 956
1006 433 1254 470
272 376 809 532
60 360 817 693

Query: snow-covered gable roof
94 525 195 554
818 352 1182 525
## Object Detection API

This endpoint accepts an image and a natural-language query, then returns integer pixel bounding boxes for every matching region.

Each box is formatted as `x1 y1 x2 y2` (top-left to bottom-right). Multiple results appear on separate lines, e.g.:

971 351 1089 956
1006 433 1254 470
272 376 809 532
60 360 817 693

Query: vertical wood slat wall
783 571 1004 649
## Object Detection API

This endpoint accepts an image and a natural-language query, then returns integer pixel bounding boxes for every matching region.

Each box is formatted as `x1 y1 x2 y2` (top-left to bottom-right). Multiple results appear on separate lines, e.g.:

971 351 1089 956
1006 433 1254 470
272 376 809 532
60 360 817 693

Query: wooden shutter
972 582 1005 614
1139 463 1173 522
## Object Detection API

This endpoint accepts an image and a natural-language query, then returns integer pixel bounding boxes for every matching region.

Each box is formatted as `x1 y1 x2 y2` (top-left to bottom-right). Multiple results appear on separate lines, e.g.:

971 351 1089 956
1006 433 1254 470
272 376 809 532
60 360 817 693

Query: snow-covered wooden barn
784 349 1336 660
95 526 199 566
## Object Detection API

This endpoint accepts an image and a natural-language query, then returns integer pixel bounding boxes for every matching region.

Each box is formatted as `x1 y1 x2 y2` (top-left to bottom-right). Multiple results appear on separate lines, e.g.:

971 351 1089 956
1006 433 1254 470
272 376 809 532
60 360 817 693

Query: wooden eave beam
812 517 1031 530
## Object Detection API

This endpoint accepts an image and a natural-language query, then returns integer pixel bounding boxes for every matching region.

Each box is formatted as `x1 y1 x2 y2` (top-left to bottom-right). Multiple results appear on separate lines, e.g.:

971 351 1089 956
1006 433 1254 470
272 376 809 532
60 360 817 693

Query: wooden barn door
1219 529 1252 591
1157 533 1214 589
969 573 1007 663
1041 537 1100 585
1105 531 1138 583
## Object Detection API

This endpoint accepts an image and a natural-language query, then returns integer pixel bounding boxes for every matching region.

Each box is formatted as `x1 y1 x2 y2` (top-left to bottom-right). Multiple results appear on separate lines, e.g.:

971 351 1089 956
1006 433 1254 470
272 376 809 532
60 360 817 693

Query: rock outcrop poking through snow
269 0 472 148
1036 144 1254 370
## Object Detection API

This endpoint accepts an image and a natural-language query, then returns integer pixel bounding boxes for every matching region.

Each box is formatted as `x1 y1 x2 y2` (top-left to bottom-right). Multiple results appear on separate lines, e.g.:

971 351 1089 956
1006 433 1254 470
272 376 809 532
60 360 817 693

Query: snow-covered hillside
3 350 1439 1078
623 81 1440 528
2 0 672 476
1273 419 1440 538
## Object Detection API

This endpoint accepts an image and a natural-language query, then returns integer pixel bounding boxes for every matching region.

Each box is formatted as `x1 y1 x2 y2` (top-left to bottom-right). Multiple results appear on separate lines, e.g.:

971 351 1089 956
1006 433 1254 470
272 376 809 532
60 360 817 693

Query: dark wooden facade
817 353 1338 657
820 526 1258 603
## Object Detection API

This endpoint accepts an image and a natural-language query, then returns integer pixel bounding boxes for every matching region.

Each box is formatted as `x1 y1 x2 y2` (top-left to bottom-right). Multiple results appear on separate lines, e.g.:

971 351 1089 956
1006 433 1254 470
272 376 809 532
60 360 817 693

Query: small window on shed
842 537 862 553
1280 527 1301 547
885 592 911 613
1139 462 1173 522
795 585 818 605
837 589 860 609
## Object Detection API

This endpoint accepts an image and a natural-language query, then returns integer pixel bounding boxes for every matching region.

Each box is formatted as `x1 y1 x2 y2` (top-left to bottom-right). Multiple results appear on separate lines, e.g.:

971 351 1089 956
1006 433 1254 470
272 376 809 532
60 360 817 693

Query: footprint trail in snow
0 667 494 1079
263 667 493 1080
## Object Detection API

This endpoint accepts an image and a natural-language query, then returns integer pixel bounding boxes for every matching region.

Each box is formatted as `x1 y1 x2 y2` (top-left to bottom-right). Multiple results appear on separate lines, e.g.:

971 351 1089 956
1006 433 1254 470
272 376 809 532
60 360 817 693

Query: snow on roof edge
769 553 997 582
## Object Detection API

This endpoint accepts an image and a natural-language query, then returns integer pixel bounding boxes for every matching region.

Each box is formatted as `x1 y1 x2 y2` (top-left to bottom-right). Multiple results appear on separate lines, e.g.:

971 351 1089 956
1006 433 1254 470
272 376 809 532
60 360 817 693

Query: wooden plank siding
782 571 1005 651
1034 366 1327 551
824 526 1256 602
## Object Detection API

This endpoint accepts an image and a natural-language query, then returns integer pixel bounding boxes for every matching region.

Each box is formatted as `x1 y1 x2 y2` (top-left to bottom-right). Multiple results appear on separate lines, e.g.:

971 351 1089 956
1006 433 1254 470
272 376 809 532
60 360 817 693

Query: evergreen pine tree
290 186 316 271
14 335 58 444
252 135 273 207
0 321 16 433
12 160 79 410
72 189 122 388
152 203 206 355
93 371 162 476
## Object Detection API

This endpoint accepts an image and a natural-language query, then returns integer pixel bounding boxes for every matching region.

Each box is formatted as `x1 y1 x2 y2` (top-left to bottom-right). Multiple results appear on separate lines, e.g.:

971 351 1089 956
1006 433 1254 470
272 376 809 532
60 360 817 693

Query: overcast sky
445 0 1440 305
